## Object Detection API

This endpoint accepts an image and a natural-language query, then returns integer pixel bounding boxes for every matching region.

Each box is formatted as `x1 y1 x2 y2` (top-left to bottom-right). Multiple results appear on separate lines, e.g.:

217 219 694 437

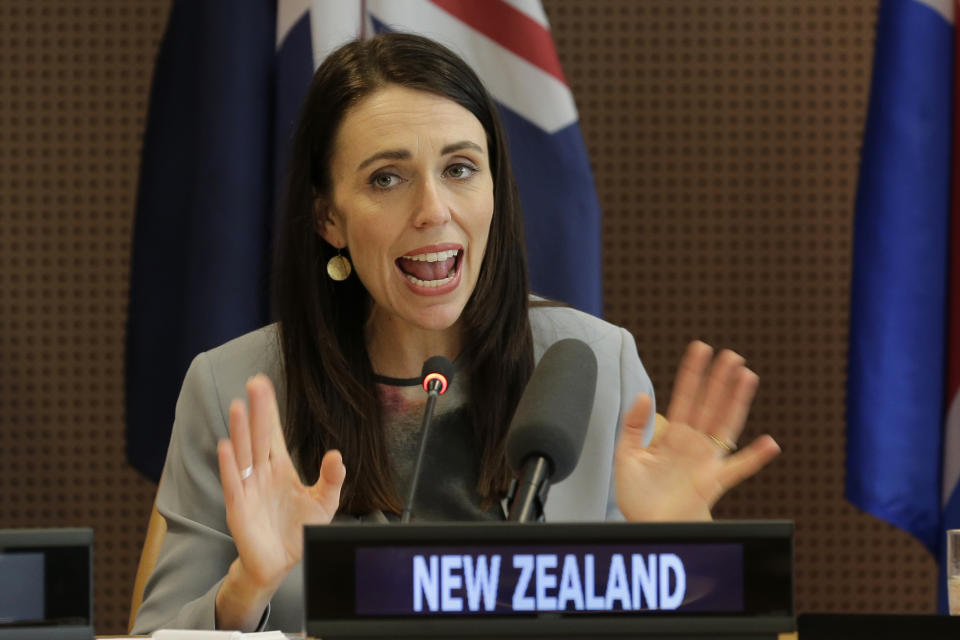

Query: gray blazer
132 304 655 634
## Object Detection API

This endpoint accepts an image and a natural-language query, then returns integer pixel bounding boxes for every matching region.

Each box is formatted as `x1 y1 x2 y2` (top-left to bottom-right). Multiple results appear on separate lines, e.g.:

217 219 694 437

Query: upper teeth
402 249 459 262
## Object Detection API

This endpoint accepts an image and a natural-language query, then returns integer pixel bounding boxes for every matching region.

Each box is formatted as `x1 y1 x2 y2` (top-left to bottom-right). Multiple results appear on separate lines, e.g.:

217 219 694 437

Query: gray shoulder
529 304 653 521
198 324 284 417
530 304 630 363
203 323 281 370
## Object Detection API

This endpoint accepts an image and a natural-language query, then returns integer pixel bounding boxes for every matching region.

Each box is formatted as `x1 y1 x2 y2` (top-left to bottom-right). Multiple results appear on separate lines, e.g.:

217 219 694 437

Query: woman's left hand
614 341 781 521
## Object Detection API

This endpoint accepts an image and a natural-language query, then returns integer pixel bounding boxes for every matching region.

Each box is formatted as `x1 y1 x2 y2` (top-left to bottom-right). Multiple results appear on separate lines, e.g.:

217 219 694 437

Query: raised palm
217 374 345 590
615 342 780 521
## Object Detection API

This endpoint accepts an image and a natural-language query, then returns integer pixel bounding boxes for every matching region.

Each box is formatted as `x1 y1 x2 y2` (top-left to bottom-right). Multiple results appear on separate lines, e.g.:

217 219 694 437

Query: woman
132 33 780 634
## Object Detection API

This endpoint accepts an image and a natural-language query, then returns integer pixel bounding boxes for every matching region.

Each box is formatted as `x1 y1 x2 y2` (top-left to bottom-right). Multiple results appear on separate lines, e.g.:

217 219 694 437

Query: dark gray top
377 372 503 522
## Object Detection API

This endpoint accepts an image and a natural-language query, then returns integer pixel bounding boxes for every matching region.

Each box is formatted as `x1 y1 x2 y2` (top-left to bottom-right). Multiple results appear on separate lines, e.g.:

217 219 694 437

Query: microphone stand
506 456 552 522
400 379 441 524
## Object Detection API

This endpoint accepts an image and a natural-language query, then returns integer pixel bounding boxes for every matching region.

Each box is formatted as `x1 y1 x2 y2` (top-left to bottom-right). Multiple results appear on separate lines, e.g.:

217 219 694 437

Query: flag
127 0 602 480
125 0 312 481
846 0 960 612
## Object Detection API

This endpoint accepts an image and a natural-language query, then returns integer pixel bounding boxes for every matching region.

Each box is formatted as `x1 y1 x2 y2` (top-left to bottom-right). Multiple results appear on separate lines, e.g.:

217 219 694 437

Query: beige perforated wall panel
546 0 935 616
0 0 936 634
0 1 170 633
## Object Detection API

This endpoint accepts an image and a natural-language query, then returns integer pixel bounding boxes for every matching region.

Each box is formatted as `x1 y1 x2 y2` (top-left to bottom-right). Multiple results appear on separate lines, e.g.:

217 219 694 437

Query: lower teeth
405 273 455 288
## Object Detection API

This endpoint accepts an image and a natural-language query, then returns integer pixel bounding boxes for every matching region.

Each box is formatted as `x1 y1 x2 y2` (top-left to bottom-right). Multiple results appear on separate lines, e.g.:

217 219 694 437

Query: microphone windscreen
421 355 455 393
506 338 598 482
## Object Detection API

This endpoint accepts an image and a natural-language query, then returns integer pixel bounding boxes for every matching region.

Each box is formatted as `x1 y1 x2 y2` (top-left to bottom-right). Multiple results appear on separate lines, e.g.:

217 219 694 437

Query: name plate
304 521 793 639
0 528 93 640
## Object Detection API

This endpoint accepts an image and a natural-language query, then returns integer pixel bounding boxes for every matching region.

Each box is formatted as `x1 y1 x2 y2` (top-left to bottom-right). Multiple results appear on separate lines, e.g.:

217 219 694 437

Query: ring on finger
706 433 738 453
240 465 254 480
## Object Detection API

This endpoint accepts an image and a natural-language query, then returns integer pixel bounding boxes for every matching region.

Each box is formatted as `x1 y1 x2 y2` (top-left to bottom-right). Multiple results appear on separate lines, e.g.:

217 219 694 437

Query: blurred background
0 0 935 634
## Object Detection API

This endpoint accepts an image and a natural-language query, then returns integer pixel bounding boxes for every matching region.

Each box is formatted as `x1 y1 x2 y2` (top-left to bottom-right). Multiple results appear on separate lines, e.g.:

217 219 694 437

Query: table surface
100 635 800 639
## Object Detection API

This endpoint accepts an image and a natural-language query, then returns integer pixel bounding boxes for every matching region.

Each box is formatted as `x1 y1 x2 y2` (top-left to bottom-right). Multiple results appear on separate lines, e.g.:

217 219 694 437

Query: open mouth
396 248 463 288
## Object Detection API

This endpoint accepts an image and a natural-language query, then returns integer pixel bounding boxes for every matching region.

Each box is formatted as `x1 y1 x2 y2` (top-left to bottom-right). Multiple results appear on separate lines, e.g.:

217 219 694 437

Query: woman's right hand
214 374 346 630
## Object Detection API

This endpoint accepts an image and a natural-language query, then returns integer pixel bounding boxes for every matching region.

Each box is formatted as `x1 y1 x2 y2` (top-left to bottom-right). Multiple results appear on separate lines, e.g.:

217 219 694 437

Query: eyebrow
357 149 409 171
356 140 485 172
441 140 485 156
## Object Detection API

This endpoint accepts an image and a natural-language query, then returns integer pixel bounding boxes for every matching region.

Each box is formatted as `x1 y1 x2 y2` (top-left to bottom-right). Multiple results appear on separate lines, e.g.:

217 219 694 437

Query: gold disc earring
326 249 352 281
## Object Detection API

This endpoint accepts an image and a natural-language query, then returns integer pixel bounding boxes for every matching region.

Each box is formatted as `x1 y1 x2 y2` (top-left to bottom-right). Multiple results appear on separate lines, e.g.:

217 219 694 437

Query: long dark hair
273 33 534 515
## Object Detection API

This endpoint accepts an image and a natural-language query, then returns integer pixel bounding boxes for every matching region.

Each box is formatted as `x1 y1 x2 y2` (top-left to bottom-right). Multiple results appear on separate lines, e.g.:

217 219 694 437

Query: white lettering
462 554 501 612
604 553 631 610
440 555 463 612
413 555 439 612
557 554 585 611
632 553 657 610
659 553 686 610
512 554 535 611
535 554 558 610
584 554 605 609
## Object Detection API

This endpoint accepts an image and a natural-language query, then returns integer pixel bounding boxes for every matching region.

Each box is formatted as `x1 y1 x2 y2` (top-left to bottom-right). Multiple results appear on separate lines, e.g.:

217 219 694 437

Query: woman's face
320 84 494 335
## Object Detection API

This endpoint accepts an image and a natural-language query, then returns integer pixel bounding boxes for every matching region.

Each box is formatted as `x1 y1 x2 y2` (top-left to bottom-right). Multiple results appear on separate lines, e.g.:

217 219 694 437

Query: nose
412 176 452 228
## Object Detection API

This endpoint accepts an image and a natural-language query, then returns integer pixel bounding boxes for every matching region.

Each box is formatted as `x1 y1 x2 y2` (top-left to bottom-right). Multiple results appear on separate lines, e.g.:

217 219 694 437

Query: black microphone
506 338 598 522
400 355 456 524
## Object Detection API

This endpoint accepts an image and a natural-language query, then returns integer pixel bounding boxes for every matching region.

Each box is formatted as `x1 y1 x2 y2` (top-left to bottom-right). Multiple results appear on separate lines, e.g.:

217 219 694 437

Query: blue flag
127 0 603 480
126 0 313 480
846 0 960 613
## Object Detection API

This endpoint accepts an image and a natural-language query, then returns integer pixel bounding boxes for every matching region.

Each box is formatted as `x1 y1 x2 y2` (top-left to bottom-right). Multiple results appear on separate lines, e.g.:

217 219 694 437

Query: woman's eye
445 163 477 179
371 173 400 189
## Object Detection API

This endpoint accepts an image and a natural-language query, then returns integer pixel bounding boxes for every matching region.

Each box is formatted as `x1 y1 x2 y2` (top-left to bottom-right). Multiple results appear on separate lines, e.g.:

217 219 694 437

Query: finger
228 399 253 474
218 439 245 510
261 374 294 467
264 376 293 465
247 374 276 470
616 393 653 459
310 450 346 518
716 435 781 492
319 449 347 488
688 349 744 432
712 367 759 444
666 341 713 425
